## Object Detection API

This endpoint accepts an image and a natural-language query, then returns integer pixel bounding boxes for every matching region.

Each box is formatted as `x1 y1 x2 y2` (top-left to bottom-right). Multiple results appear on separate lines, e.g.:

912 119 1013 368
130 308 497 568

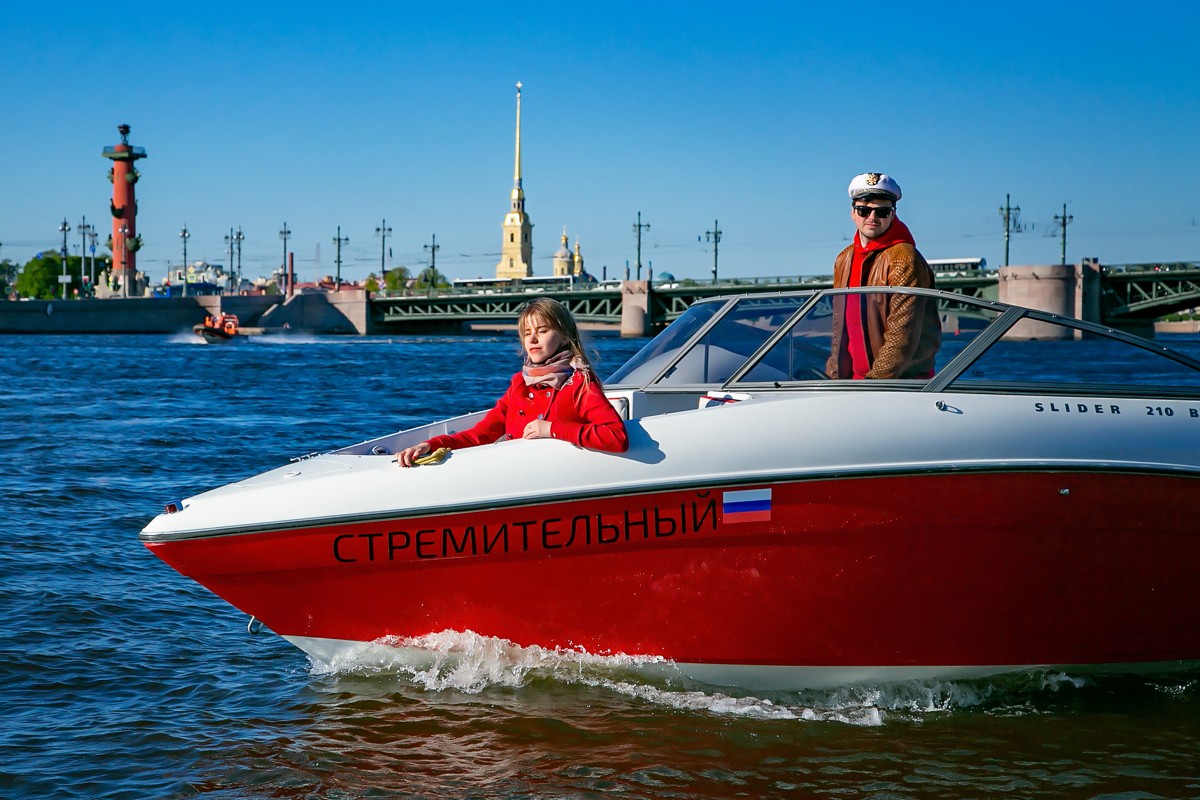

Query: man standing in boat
827 172 941 379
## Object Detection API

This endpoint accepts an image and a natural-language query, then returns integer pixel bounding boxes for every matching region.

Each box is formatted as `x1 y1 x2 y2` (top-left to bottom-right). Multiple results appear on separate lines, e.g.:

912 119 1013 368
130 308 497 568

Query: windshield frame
605 286 1200 398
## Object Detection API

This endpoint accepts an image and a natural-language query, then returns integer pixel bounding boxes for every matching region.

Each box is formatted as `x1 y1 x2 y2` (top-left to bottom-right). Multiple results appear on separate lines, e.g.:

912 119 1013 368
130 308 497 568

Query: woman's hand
396 442 431 468
522 420 552 439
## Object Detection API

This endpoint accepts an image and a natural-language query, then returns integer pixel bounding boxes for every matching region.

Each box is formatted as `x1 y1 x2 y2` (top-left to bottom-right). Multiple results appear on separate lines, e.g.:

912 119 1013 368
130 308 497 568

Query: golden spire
513 82 522 190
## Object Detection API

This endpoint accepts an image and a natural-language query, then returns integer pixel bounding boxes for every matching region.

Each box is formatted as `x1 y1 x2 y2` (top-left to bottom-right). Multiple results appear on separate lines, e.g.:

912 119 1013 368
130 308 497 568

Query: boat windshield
736 290 974 385
606 287 1200 395
606 295 812 387
605 299 727 386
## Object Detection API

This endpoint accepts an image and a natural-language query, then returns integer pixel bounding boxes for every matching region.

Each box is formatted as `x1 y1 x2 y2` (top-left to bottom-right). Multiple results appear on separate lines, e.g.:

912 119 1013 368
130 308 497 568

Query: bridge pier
998 262 1102 339
620 280 651 337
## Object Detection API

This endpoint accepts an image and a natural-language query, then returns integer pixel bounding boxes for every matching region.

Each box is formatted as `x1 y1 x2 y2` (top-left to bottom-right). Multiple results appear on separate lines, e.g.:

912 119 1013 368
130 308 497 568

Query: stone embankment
0 291 370 335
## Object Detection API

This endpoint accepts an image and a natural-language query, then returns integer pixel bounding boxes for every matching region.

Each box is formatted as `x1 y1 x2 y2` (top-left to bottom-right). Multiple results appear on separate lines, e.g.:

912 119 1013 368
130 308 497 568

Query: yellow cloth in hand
413 447 450 466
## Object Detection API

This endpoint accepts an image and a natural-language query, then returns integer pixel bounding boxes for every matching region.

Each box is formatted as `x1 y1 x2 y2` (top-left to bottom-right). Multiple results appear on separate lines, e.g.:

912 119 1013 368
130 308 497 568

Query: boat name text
331 495 719 564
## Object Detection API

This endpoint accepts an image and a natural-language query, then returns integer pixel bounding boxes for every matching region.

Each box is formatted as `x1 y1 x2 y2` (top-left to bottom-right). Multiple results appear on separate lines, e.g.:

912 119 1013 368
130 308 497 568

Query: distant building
552 228 588 278
496 83 533 280
552 229 572 277
154 261 237 296
573 239 585 277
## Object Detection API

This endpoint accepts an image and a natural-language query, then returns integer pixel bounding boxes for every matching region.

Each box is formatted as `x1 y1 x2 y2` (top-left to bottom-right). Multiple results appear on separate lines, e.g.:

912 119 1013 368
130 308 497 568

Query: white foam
305 629 1116 726
247 333 323 345
308 629 670 694
167 331 205 344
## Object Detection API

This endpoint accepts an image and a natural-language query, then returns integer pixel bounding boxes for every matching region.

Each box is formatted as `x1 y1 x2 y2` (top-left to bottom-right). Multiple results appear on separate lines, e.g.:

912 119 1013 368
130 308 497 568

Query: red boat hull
144 471 1200 672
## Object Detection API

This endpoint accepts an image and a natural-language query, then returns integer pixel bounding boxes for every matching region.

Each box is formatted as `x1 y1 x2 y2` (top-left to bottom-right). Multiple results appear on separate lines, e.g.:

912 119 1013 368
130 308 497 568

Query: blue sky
3 2 1198 284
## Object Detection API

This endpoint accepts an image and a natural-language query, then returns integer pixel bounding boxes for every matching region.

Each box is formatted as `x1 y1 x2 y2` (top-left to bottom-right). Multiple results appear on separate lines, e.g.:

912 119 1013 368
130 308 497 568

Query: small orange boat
193 313 241 343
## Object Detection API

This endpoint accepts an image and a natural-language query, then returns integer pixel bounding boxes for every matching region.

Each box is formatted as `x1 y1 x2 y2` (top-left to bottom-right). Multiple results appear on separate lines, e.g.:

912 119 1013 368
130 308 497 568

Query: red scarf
852 217 916 268
845 218 916 378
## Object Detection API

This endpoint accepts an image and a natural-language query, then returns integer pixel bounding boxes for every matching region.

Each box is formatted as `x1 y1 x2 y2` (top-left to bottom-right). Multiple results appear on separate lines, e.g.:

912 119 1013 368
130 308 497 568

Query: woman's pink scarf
523 345 588 389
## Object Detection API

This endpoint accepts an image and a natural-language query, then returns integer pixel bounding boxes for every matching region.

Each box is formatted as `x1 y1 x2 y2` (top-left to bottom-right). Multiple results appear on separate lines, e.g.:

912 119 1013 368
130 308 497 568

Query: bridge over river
4 261 1195 337
370 261 1200 336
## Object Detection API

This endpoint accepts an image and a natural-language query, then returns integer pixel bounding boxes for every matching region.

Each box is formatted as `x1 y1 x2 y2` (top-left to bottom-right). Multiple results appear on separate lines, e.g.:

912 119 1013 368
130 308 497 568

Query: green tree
364 273 380 293
15 254 85 299
0 259 19 296
415 266 447 291
383 266 411 292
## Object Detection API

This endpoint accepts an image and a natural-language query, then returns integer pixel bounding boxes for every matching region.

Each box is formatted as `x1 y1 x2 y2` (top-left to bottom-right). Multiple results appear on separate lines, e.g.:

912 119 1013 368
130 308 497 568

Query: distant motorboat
143 287 1200 690
193 313 241 343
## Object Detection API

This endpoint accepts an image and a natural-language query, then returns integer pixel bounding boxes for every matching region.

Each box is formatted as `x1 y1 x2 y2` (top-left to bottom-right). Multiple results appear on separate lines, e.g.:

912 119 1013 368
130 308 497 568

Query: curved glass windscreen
944 323 1200 389
605 300 724 386
607 287 1200 393
738 290 961 383
653 295 814 386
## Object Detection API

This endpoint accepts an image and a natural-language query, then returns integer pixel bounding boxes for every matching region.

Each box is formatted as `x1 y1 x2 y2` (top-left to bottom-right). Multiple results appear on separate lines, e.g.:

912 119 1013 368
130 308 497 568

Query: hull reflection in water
140 287 1200 689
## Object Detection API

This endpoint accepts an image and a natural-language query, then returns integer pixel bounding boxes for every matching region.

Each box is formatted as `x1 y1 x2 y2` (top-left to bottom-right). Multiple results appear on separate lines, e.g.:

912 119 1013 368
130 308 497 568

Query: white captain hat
848 172 902 202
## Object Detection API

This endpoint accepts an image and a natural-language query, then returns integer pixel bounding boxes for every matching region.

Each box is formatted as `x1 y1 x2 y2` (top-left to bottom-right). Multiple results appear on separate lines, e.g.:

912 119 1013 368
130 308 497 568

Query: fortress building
496 83 533 280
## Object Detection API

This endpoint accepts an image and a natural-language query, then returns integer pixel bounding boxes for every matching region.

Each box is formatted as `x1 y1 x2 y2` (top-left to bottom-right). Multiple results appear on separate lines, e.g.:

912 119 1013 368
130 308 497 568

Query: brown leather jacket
827 243 941 379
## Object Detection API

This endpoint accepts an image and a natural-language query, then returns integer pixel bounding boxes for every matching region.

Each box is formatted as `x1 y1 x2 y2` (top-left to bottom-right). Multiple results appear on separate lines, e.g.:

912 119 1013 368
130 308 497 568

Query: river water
2 331 1199 799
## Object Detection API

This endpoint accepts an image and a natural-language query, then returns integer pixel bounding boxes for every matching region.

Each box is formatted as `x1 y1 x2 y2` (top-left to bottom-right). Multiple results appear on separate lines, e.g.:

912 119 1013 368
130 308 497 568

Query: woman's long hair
517 297 599 383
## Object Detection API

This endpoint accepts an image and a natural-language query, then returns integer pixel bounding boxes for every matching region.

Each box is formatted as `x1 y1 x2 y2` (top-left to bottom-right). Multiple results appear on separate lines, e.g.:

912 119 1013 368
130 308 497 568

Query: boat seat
606 396 630 420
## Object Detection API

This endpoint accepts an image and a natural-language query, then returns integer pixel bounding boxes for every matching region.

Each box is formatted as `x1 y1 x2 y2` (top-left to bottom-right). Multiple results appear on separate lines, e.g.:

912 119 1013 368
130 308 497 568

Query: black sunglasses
853 206 894 219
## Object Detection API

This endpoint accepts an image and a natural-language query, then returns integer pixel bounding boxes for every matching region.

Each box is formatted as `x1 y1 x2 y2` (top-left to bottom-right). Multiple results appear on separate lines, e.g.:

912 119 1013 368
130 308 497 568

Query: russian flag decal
722 488 771 523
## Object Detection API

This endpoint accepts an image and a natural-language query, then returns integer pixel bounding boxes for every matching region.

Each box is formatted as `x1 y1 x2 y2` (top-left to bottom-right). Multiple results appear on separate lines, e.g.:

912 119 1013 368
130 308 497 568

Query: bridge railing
372 275 836 299
1101 261 1200 274
370 268 1016 301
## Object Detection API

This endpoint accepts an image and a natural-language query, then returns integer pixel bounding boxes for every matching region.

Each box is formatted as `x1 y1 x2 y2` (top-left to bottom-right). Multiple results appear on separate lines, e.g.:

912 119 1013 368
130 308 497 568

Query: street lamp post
85 227 97 286
998 194 1022 267
224 227 235 294
279 223 291 295
704 220 722 284
424 234 440 296
58 218 71 299
332 226 349 291
1054 203 1073 266
375 219 391 284
77 217 89 294
632 211 650 281
233 227 245 292
179 225 190 297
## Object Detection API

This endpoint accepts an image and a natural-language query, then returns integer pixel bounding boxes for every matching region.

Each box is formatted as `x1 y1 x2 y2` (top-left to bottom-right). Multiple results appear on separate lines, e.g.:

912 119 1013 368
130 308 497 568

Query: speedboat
141 287 1200 690
193 313 241 343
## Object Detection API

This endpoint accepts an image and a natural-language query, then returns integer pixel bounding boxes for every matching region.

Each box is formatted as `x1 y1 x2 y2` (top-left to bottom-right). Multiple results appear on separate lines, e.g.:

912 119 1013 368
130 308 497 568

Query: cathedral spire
497 82 533 279
513 82 522 190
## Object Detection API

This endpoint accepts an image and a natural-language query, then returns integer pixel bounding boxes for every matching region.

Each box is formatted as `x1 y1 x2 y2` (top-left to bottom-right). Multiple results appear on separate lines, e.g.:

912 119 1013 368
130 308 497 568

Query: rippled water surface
2 332 1200 799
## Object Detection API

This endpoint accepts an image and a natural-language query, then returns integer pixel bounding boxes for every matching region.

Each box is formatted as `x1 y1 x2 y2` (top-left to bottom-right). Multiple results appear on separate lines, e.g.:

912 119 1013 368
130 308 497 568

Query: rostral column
102 124 148 295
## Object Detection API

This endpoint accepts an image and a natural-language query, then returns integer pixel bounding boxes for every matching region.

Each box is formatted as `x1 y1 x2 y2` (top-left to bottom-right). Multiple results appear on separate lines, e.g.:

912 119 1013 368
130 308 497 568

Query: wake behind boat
193 313 241 343
141 287 1200 690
